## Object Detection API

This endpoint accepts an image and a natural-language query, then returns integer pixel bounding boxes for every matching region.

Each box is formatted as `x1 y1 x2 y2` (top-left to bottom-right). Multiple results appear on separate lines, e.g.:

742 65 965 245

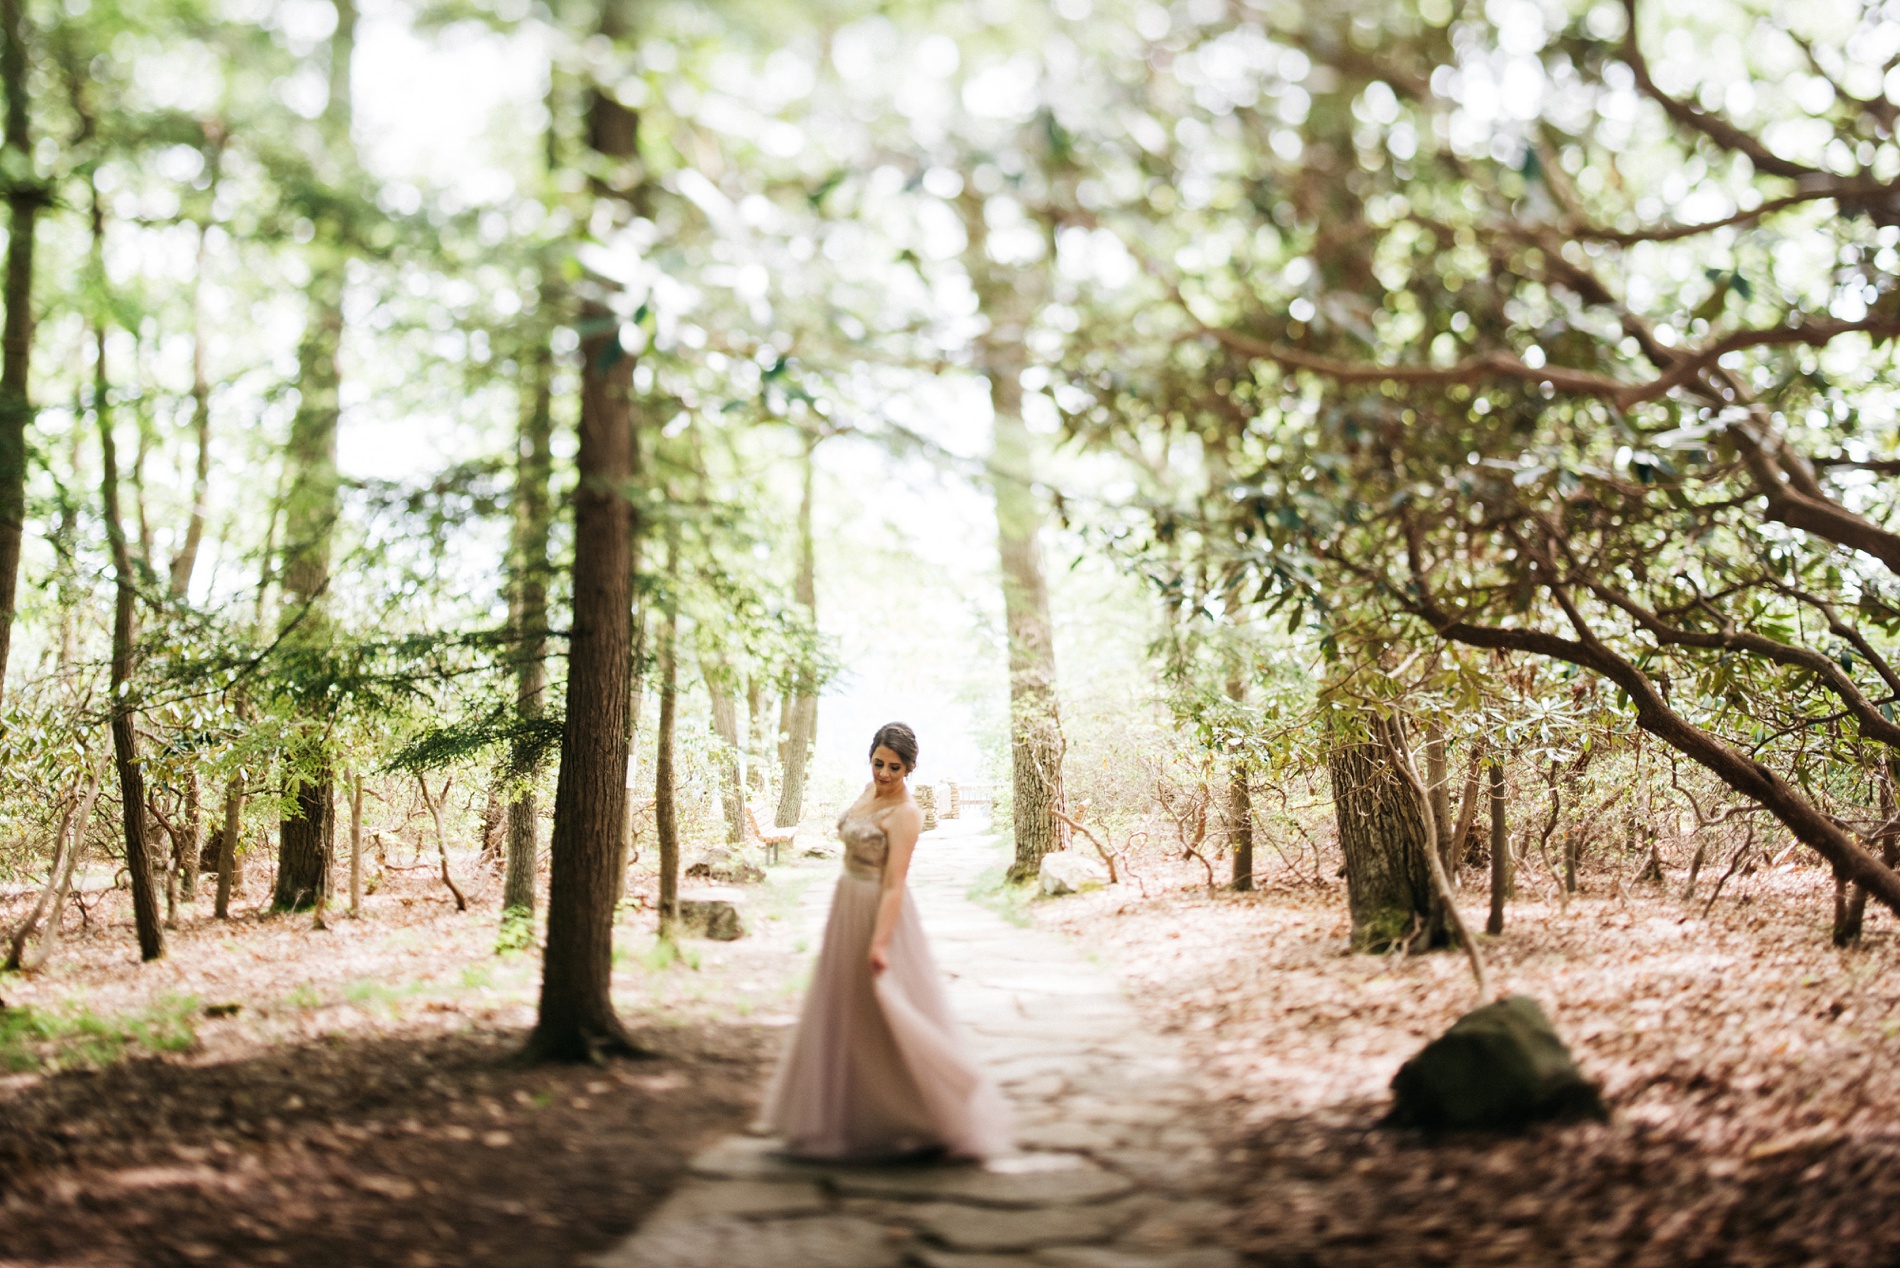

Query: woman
755 722 1011 1161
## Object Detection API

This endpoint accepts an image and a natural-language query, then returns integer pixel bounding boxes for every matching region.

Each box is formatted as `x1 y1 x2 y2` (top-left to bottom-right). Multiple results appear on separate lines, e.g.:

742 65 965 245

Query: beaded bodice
838 807 893 880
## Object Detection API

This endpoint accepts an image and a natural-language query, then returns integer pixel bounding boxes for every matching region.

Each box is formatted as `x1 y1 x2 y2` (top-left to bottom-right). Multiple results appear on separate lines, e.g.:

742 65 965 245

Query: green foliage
0 995 199 1072
495 905 537 955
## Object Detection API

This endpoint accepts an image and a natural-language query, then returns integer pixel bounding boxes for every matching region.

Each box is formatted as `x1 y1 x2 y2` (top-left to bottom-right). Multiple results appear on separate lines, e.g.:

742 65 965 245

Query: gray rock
684 849 766 884
1039 851 1109 897
833 1164 1134 1208
1035 1249 1240 1268
689 1135 835 1181
592 1214 906 1268
1386 994 1607 1132
660 1178 829 1220
677 898 744 941
912 1199 1137 1252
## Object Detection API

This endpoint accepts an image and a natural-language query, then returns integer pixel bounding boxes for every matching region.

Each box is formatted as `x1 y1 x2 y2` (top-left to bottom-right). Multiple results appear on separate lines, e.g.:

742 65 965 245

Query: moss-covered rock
1386 994 1606 1132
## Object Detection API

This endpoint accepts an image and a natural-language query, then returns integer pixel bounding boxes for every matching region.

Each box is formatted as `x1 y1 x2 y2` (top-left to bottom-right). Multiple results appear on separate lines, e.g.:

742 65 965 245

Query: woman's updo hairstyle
869 722 919 773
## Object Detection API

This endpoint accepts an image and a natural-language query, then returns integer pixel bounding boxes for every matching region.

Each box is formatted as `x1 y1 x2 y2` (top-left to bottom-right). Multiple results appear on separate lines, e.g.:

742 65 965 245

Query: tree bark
774 434 818 828
526 81 641 1059
94 308 163 962
274 0 355 911
746 676 771 796
168 208 216 600
6 773 96 970
504 272 555 916
349 772 363 915
654 528 681 939
9 774 100 972
1426 722 1452 872
0 0 42 704
707 670 744 845
1838 760 1897 945
276 779 331 910
1330 719 1444 951
1486 758 1508 936
215 775 243 919
1224 666 1254 891
992 360 1068 880
417 774 467 912
177 772 202 904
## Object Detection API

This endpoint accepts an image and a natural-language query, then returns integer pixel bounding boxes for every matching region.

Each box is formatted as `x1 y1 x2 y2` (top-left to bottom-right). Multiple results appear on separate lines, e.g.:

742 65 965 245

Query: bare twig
415 773 468 912
1387 715 1492 1004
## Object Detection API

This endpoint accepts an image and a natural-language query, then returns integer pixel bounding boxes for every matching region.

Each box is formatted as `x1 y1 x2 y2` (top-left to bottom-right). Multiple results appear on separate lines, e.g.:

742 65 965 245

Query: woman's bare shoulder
889 801 924 831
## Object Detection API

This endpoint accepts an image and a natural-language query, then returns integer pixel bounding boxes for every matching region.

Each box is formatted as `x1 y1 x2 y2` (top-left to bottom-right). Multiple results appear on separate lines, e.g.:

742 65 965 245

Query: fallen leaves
1043 856 1900 1265
0 853 822 1267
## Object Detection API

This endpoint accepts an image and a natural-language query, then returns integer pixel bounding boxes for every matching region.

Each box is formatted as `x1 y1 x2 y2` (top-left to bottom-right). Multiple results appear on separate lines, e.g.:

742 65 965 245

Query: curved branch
1410 591 1900 916
1585 580 1900 751
1620 0 1827 183
1199 308 1900 413
1565 192 1841 245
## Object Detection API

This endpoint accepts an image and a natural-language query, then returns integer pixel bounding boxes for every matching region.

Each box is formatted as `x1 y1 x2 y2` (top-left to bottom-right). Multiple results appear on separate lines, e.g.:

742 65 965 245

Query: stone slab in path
591 821 1239 1268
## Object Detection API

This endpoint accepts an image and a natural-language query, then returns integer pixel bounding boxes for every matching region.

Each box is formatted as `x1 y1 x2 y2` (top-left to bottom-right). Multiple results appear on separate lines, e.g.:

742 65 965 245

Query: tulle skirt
755 871 1012 1160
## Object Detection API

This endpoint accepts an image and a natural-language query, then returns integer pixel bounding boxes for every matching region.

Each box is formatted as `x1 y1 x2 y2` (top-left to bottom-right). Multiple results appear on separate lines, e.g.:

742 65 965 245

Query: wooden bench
745 805 797 865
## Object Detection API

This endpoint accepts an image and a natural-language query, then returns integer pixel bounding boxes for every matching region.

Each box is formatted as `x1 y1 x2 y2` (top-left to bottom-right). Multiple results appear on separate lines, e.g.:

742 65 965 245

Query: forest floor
7 830 1900 1267
1039 853 1900 1267
0 842 825 1268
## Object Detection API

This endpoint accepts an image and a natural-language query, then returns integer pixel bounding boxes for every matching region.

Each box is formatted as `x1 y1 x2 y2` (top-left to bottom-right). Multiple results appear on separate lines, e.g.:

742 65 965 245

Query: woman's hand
869 944 890 975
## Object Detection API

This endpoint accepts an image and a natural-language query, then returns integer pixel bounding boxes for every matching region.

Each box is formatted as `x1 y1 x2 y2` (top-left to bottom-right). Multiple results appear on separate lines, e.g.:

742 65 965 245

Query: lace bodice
838 807 893 880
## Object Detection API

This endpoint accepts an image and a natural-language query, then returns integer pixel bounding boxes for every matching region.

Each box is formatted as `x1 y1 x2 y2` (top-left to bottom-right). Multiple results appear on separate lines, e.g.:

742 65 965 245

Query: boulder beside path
1038 850 1110 896
1386 994 1606 1133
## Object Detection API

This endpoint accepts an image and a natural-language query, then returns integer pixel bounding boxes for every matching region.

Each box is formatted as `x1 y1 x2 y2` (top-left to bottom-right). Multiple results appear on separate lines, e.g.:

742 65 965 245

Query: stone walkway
594 820 1239 1268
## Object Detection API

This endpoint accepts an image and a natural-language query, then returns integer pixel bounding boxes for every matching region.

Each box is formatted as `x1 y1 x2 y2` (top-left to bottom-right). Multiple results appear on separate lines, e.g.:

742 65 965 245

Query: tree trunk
1426 723 1452 874
707 671 744 846
0 0 42 704
774 435 818 829
1446 744 1484 878
94 310 163 962
6 773 94 970
1329 720 1444 952
417 774 467 912
9 774 100 972
177 772 202 903
274 0 355 910
992 359 1068 880
654 529 681 939
349 773 363 915
746 676 770 797
215 775 243 919
504 287 555 916
1839 760 1897 945
167 206 217 600
276 779 331 910
525 70 641 1060
1225 669 1254 891
963 194 1069 880
1486 758 1508 936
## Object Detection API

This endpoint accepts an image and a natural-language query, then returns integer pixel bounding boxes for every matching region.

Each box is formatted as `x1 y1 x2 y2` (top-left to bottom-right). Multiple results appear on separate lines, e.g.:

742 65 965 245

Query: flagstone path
594 819 1241 1268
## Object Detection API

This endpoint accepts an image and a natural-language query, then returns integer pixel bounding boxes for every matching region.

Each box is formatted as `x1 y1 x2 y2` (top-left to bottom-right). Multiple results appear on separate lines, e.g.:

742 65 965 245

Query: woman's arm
868 804 922 974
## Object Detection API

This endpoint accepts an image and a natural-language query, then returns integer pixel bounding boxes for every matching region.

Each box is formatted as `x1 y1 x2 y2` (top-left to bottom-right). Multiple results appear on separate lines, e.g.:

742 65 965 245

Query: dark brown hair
869 723 919 772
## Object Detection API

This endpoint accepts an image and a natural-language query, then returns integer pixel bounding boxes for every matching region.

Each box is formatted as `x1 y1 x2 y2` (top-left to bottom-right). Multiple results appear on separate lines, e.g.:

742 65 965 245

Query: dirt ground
1040 855 1900 1267
11 829 1900 1267
0 849 824 1268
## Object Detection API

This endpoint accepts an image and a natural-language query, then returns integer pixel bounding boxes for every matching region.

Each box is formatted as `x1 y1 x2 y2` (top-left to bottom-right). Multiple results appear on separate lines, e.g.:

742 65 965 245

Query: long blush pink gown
755 804 1012 1160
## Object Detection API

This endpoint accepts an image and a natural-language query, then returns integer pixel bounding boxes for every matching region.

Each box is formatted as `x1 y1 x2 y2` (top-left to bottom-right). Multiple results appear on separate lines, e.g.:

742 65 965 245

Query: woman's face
870 746 908 792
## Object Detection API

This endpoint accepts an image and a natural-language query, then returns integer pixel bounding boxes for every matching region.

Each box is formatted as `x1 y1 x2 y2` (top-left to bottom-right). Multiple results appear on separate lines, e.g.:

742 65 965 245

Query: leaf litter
0 855 817 1267
1040 856 1900 1267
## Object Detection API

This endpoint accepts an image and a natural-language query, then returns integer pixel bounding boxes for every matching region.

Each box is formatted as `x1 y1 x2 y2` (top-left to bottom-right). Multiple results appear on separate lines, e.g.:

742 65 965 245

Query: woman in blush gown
755 722 1012 1161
